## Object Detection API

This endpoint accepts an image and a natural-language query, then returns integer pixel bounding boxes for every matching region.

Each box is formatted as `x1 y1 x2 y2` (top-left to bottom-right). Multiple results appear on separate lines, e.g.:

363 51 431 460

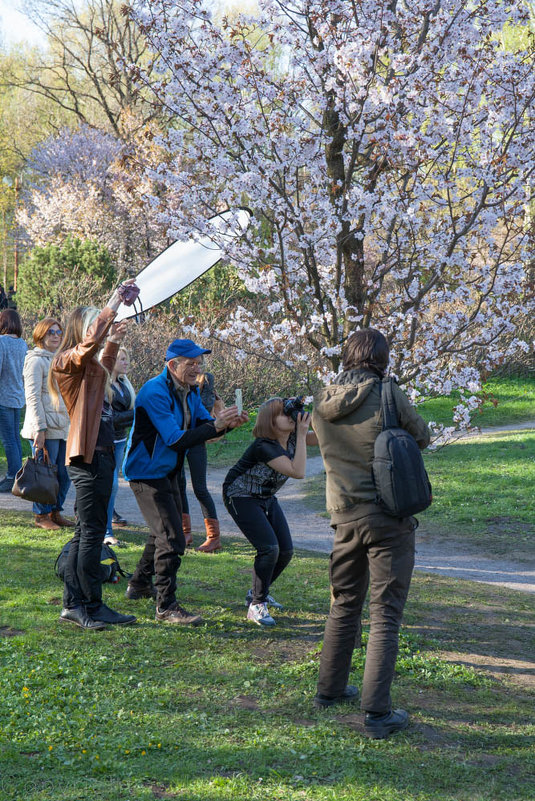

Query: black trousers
224 495 293 604
129 473 185 610
64 452 115 610
316 505 415 714
177 442 218 520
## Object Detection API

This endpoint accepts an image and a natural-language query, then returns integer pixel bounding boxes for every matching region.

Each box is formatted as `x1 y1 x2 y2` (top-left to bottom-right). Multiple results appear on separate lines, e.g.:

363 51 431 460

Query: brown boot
197 518 221 553
35 513 61 531
50 510 75 528
182 513 193 547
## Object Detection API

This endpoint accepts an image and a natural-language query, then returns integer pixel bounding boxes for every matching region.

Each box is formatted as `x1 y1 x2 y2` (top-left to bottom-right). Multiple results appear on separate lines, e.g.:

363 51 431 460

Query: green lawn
0 514 534 801
305 429 535 561
418 376 535 428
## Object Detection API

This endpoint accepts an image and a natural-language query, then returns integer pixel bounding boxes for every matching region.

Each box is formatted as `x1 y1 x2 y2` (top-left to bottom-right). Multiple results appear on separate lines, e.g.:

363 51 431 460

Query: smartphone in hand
235 388 243 415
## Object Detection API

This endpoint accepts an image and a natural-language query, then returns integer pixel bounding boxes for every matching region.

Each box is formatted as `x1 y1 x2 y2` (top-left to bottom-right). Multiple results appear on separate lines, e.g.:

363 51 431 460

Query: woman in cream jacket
21 317 73 530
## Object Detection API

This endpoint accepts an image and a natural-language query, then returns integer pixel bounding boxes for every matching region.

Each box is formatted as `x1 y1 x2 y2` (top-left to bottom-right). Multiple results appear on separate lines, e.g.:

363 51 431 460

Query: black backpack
371 379 432 518
55 539 132 584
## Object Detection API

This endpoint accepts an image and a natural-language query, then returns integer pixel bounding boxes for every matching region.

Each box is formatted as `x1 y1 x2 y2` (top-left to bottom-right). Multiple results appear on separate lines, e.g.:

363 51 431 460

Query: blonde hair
49 305 112 406
108 347 136 409
252 397 284 439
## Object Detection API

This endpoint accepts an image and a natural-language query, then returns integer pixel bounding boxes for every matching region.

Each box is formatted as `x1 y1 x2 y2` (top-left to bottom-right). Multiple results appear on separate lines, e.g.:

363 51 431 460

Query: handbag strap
34 447 51 465
380 378 399 430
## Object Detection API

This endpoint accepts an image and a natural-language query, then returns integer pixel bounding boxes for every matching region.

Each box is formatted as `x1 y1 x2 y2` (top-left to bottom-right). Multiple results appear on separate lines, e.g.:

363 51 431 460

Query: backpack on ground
371 379 432 518
54 539 132 584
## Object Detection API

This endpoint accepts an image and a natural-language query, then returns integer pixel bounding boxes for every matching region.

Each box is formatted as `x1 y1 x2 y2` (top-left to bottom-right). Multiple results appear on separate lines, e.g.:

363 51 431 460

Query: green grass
422 430 535 554
305 430 535 561
418 376 535 428
0 513 534 801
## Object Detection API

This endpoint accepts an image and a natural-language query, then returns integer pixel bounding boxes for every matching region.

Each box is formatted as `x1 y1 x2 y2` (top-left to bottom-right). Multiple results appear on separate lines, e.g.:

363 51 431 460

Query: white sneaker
245 589 284 610
247 602 276 626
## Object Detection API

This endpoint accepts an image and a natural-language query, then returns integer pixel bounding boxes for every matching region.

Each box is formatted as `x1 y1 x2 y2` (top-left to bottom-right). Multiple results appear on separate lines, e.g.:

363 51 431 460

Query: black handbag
11 448 59 505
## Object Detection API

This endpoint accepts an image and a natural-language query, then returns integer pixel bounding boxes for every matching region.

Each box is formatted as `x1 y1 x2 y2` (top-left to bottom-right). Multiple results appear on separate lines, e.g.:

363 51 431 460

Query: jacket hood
314 369 380 422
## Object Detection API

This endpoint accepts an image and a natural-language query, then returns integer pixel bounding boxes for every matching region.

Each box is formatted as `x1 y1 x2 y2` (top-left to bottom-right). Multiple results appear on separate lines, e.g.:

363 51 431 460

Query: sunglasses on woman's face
47 329 62 336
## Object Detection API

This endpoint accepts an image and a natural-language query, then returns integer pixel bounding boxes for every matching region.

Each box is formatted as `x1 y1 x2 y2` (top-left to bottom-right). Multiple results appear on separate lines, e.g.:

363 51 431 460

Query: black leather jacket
111 377 134 441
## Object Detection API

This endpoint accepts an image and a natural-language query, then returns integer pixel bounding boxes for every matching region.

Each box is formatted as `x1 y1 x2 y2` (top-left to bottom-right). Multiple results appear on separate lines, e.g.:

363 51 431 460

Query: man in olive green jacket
312 329 430 740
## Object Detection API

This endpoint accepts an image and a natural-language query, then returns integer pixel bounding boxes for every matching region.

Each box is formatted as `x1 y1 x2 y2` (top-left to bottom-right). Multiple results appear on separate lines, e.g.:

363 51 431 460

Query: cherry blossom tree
131 0 534 427
18 121 167 273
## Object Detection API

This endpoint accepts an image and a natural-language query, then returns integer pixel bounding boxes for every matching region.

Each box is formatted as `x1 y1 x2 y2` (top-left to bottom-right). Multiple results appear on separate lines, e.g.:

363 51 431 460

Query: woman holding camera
49 282 137 630
223 397 316 626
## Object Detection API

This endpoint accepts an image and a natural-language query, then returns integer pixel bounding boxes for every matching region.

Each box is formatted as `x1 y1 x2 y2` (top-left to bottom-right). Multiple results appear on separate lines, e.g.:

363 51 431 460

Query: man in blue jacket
123 338 246 624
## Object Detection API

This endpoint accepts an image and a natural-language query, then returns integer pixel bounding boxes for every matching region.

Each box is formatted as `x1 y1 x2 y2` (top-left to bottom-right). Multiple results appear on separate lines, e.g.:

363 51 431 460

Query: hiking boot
155 602 203 626
364 709 409 739
125 582 157 600
314 685 360 709
245 589 284 610
247 602 276 626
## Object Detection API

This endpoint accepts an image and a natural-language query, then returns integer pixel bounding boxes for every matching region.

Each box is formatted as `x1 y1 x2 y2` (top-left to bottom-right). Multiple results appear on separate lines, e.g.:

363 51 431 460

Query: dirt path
2 422 534 593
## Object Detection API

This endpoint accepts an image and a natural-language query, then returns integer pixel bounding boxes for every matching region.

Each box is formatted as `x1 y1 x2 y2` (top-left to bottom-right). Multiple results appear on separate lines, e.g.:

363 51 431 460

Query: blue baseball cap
165 338 212 361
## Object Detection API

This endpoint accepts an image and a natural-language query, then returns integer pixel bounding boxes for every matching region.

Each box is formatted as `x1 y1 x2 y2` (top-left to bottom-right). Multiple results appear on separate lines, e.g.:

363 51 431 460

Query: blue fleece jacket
123 368 216 481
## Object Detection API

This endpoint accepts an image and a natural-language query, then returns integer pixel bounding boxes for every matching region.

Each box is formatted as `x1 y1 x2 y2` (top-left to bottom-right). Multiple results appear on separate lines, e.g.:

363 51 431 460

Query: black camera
282 396 305 422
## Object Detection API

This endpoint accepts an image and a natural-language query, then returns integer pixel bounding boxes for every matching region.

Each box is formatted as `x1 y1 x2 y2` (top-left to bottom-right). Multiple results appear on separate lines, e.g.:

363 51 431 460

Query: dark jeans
178 442 217 520
64 452 115 610
105 438 127 535
224 495 293 604
316 505 415 714
0 405 22 477
30 438 70 515
130 473 185 610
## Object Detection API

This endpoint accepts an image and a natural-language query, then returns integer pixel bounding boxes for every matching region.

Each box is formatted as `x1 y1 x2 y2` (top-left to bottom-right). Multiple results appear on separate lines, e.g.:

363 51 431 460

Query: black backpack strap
380 378 399 430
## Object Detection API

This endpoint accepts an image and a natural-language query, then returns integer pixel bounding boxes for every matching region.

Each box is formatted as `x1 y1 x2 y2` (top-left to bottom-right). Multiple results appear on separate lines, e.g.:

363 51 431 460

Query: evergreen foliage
17 236 116 315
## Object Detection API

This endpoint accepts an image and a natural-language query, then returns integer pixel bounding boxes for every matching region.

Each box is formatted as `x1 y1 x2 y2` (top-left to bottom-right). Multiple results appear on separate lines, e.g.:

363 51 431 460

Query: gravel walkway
2 422 534 594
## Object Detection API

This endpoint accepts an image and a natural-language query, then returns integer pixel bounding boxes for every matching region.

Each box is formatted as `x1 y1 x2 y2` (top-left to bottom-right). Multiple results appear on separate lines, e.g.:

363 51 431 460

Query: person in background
223 398 317 627
0 284 8 310
312 328 430 739
21 317 73 530
0 309 27 492
123 338 248 625
178 359 224 552
50 281 138 630
103 346 136 547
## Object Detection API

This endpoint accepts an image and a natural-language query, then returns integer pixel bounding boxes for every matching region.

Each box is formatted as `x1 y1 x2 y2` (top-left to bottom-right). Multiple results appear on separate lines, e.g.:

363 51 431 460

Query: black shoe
155 602 203 626
0 476 14 493
59 606 107 631
364 708 409 739
314 685 360 708
88 603 136 626
125 582 157 600
112 510 128 528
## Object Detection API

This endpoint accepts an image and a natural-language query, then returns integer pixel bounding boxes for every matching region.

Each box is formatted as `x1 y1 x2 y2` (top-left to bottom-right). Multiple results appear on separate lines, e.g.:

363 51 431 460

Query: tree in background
16 235 115 314
13 0 158 137
128 0 535 429
17 121 167 274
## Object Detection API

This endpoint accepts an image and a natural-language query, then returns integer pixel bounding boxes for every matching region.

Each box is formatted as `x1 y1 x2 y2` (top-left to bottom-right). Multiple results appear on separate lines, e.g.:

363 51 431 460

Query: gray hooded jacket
312 368 430 524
